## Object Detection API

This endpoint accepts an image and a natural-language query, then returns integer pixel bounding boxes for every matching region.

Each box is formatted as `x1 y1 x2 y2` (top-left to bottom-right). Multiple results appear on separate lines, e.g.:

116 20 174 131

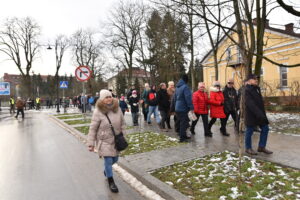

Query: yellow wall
202 25 300 96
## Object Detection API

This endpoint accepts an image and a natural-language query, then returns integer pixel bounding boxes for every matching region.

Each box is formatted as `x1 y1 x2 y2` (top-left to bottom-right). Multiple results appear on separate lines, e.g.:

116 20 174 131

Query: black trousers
142 103 148 121
16 109 24 118
208 117 226 133
176 112 189 141
190 114 209 135
160 110 170 129
224 111 237 128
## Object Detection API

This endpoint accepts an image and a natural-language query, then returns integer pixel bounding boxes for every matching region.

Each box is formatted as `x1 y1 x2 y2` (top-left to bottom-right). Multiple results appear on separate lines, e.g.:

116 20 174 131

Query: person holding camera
87 89 126 193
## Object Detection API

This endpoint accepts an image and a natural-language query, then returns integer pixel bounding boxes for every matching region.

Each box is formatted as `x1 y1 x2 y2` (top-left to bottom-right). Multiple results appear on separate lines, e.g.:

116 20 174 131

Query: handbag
105 114 128 151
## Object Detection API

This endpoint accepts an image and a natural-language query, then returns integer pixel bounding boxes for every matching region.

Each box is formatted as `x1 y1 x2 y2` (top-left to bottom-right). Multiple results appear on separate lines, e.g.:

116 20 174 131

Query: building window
280 67 288 87
236 45 242 62
226 47 231 61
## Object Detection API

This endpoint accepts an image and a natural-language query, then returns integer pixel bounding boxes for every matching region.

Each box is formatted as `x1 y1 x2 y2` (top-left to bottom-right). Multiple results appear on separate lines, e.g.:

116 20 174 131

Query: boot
220 129 230 136
245 149 258 155
257 147 273 154
108 177 119 193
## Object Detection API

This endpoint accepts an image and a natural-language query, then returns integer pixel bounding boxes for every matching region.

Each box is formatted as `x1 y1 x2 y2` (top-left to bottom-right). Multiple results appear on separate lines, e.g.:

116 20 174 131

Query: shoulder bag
105 114 128 151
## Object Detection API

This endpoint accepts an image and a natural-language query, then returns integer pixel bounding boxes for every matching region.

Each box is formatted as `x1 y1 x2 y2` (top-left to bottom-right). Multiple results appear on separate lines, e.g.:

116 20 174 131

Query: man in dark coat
222 78 238 134
157 83 170 130
173 74 194 142
244 74 273 155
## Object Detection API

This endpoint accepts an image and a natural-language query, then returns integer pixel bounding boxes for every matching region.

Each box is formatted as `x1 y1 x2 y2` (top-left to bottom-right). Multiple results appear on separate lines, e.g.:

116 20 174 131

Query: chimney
285 23 294 33
252 18 269 27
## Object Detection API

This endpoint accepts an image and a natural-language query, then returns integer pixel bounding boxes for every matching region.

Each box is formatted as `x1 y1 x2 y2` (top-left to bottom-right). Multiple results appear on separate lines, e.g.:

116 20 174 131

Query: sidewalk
119 114 300 199
50 111 300 200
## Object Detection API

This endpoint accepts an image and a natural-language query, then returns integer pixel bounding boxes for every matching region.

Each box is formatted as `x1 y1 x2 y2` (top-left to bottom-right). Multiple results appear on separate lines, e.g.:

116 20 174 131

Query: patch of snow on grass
165 181 173 186
229 187 241 199
219 196 226 200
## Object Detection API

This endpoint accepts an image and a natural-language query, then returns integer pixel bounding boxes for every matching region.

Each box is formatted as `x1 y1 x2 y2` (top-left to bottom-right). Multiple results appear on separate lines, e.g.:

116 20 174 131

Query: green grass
151 151 300 200
120 131 181 156
57 115 83 120
54 113 81 116
126 126 134 130
74 126 89 135
64 119 91 125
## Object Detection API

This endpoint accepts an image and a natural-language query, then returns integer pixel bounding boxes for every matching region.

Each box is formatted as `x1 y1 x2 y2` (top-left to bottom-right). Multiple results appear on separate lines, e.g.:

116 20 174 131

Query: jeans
176 112 189 141
104 156 119 178
191 114 209 135
131 112 139 125
147 106 161 124
245 124 269 149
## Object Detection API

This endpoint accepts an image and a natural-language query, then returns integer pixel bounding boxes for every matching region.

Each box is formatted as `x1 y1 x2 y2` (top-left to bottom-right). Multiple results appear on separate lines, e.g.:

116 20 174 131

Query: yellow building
201 20 300 97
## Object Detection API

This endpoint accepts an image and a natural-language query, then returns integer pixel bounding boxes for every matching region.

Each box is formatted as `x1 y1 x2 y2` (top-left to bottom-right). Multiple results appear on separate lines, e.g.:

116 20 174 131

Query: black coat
147 89 158 106
157 89 170 112
223 86 238 114
245 85 269 127
129 96 139 113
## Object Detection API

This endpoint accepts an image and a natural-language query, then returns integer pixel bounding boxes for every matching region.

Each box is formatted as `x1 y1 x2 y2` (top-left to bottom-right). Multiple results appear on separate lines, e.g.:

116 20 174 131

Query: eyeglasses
228 82 234 84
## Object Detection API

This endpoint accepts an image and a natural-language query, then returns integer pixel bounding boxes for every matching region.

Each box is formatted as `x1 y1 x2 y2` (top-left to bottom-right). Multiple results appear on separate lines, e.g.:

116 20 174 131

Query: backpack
148 92 155 101
89 97 95 104
148 92 158 106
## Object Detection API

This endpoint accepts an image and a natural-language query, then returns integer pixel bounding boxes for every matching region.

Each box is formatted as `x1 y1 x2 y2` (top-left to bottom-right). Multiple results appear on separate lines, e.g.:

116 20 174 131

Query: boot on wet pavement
246 148 258 155
257 147 273 154
108 177 119 193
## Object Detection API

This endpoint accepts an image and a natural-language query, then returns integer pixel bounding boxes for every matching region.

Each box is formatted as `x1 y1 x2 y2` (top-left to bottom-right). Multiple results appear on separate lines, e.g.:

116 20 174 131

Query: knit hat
99 89 112 101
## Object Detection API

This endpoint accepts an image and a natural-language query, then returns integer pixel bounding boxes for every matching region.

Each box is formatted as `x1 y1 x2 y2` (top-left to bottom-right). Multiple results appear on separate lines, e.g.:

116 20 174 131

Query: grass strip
151 151 300 200
64 119 91 125
121 131 181 156
74 126 89 135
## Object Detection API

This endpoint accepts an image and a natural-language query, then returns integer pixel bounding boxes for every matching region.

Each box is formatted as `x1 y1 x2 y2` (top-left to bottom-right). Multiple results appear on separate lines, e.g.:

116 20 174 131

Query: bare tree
277 0 300 16
107 0 147 85
0 17 40 96
71 29 105 94
54 35 69 77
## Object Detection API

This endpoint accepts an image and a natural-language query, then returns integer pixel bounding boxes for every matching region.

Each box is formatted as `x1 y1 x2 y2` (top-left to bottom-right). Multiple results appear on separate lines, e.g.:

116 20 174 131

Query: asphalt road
0 111 145 200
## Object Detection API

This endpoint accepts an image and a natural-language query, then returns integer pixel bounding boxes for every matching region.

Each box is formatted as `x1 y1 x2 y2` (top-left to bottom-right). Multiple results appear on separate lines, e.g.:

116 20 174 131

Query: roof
200 20 300 65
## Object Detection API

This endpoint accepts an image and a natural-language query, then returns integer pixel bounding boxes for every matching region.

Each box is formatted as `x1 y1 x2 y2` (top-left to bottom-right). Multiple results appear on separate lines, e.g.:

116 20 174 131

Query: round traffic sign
75 66 92 82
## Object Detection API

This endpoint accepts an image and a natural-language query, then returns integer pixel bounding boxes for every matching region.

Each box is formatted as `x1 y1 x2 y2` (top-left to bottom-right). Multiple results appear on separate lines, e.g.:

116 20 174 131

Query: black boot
108 177 119 193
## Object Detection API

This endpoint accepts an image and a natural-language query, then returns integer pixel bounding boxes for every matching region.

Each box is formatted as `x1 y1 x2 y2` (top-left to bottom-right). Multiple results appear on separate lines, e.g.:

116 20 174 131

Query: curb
49 115 88 143
118 158 189 200
50 114 190 200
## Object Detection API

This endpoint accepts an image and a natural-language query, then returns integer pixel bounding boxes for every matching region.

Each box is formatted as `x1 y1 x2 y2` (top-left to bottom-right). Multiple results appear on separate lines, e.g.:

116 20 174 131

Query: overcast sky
0 0 299 79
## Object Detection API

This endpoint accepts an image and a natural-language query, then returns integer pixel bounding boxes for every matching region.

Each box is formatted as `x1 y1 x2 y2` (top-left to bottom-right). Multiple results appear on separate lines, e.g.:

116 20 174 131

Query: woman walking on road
190 82 210 137
208 81 229 136
87 89 126 193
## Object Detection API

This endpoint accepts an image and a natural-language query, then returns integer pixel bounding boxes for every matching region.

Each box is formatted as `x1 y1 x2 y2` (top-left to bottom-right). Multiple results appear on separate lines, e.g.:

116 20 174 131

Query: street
0 111 145 200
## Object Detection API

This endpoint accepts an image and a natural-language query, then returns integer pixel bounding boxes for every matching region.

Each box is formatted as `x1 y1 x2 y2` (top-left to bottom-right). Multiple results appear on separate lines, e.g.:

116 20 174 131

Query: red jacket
192 90 208 114
208 87 226 118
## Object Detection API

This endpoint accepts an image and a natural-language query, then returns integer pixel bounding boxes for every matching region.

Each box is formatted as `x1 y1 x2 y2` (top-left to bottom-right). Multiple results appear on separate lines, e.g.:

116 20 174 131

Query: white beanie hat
99 89 112 101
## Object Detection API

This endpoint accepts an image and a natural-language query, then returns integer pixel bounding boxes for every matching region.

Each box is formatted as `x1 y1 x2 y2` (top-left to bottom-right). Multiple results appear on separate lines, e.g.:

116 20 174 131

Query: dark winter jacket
147 89 158 106
119 100 128 112
192 90 209 114
129 96 139 113
174 79 194 112
157 89 170 112
245 85 269 127
223 85 238 114
208 87 226 118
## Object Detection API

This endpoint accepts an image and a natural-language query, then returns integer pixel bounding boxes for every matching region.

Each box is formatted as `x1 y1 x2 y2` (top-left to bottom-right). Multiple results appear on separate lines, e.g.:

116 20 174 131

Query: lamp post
46 44 60 113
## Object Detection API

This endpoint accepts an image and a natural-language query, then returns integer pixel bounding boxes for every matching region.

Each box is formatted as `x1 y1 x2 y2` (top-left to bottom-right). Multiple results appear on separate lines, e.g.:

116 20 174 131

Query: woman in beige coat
87 89 125 193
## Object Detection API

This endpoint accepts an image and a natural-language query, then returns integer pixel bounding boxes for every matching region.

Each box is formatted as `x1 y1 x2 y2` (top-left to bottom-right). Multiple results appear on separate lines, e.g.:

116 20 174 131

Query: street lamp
46 44 60 113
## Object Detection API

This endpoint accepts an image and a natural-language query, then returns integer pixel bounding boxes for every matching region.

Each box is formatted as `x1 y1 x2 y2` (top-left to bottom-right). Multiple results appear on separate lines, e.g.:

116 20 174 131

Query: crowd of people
118 74 272 155
86 73 273 194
